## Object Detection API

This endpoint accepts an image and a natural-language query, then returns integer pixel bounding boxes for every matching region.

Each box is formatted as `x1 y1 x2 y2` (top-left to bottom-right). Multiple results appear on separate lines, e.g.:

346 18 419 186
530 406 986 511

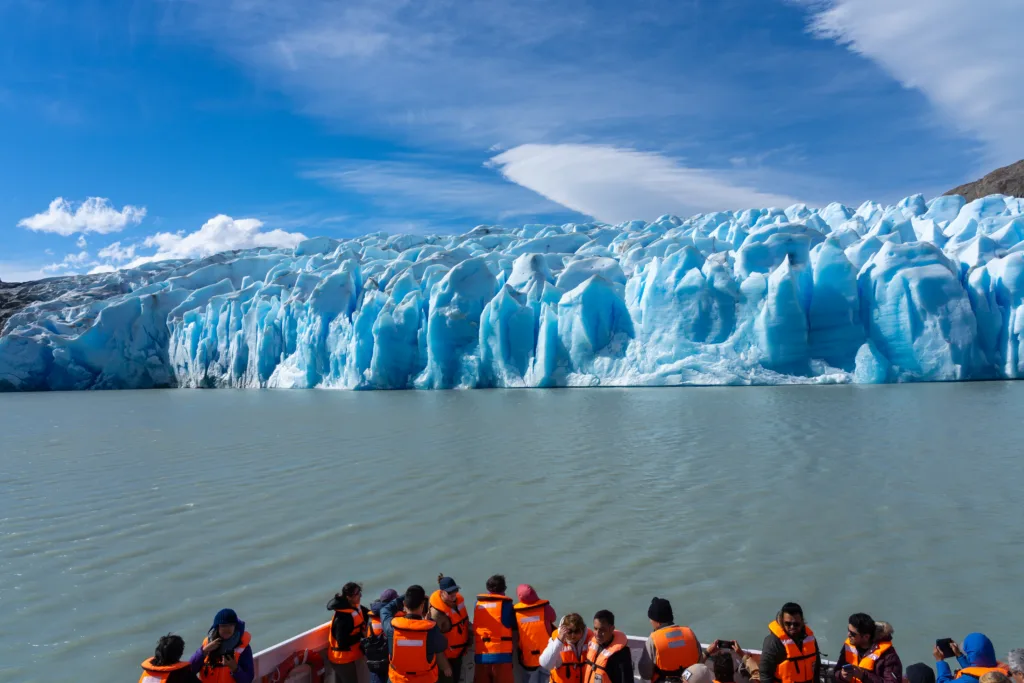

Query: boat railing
252 623 837 683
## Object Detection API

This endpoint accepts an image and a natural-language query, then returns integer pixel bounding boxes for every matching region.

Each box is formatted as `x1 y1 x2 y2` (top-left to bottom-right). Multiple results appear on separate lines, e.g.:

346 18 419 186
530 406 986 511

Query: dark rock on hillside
946 159 1024 202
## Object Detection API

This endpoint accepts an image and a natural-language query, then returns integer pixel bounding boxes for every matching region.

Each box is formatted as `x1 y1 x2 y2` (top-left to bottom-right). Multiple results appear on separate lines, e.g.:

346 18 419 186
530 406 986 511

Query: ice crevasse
5 194 1024 391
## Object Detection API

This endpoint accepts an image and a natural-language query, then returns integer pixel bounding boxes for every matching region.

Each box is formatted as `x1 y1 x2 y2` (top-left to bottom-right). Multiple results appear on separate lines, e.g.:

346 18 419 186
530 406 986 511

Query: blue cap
439 577 460 593
213 609 239 627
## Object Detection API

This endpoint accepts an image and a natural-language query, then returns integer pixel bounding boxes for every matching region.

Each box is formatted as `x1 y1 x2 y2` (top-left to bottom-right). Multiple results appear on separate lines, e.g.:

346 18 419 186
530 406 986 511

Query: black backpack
362 629 389 675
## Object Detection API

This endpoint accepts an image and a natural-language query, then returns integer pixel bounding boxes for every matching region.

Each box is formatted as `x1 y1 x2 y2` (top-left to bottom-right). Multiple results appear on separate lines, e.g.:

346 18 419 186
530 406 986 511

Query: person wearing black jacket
587 610 634 683
328 582 372 683
759 603 821 683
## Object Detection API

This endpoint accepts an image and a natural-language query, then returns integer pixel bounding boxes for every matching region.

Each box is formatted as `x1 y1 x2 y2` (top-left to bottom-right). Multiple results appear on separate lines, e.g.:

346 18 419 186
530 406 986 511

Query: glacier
5 194 1024 391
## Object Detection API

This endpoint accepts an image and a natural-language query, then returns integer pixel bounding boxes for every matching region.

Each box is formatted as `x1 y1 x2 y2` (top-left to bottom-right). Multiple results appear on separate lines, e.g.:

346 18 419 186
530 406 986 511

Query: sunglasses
783 621 803 628
848 631 861 639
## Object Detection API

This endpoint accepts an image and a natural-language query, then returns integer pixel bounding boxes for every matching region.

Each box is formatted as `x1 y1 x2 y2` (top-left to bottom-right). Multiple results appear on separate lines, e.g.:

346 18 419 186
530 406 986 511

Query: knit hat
648 597 673 624
379 589 399 603
683 664 713 683
212 609 239 627
517 584 539 604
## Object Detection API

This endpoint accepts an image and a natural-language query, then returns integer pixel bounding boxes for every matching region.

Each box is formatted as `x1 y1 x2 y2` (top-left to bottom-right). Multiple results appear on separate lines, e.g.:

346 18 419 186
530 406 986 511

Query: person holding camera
381 585 453 683
188 609 253 683
140 633 200 683
834 614 902 683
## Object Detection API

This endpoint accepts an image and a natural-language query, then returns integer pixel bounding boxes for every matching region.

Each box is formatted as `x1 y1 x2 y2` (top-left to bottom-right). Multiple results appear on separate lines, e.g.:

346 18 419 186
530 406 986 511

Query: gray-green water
2 384 1023 683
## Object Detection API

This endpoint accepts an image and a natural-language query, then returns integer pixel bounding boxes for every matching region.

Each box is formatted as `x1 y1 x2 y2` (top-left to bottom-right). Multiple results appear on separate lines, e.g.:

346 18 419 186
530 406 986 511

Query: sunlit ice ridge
4 193 1024 391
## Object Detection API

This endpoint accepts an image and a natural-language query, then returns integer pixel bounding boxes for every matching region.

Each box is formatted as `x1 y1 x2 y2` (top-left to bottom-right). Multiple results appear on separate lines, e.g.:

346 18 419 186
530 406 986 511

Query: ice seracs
5 193 1024 391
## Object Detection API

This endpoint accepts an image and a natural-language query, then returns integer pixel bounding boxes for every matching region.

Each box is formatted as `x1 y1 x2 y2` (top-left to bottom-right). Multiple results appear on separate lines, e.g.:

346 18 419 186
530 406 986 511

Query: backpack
362 630 390 675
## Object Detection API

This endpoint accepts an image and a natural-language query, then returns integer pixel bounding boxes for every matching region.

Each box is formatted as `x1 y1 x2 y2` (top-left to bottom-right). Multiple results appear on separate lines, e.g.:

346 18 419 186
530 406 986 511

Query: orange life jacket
430 590 470 659
650 625 701 683
329 607 367 664
139 658 191 683
955 665 1010 680
369 614 384 637
474 593 514 656
549 628 594 683
389 616 439 683
767 621 817 683
199 631 252 683
514 600 552 670
842 639 894 680
584 630 629 683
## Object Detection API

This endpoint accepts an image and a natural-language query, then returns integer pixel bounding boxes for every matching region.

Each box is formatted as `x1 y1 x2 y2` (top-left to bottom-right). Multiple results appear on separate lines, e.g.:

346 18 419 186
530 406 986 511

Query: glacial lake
2 383 1023 682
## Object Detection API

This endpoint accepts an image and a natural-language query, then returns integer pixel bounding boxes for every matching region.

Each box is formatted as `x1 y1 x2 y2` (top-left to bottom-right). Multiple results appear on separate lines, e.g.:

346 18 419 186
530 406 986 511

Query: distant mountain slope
946 159 1024 202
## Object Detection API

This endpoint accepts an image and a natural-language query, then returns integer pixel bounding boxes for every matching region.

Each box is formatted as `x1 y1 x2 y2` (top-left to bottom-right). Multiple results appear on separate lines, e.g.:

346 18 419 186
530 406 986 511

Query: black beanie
648 597 673 623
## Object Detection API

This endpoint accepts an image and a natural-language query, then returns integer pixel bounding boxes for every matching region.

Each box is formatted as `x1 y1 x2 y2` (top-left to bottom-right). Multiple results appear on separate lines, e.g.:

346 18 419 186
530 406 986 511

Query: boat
252 621 837 683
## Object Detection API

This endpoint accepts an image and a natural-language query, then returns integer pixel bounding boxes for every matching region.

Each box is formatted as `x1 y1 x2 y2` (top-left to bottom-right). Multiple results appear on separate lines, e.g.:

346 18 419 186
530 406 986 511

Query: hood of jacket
962 633 996 667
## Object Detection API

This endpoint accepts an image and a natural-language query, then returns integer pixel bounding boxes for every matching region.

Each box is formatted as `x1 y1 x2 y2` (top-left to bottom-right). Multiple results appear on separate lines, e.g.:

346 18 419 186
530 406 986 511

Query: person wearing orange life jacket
475 574 517 683
187 609 253 683
380 585 452 683
328 582 373 683
140 634 200 683
514 584 557 683
637 597 704 683
934 633 1010 683
539 613 593 683
367 590 403 683
759 603 820 683
429 575 472 683
835 614 902 683
584 610 633 683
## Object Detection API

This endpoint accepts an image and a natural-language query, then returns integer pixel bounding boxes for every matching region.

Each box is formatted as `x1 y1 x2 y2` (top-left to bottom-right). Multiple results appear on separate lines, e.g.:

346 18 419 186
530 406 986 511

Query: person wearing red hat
514 585 557 683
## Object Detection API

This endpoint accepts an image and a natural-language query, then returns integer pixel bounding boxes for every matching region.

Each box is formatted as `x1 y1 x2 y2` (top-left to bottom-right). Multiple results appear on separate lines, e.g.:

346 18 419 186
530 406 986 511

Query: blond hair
979 673 1011 683
560 613 585 635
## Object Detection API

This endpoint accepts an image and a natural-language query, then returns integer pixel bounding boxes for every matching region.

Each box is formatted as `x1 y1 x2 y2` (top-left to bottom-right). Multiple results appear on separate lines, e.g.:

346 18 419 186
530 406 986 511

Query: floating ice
4 193 1024 391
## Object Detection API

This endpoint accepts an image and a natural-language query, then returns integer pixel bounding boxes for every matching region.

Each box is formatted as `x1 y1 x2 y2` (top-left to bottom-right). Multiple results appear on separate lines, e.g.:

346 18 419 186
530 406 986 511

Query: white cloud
489 144 801 223
41 250 91 274
18 197 147 236
76 235 87 248
97 241 137 263
88 264 116 275
804 0 1024 166
129 215 307 265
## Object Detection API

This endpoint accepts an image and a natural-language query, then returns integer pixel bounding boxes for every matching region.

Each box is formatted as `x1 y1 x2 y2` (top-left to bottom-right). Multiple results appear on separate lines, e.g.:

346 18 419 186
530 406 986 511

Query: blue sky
2 0 1022 281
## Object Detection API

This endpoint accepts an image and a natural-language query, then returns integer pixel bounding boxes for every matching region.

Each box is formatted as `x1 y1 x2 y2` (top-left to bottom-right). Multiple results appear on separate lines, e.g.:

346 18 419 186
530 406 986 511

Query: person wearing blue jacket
934 633 1007 683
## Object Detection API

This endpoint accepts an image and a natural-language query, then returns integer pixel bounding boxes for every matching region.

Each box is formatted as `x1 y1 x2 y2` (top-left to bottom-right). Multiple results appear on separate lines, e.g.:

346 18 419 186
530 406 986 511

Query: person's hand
707 641 720 654
838 667 851 681
933 646 945 662
203 639 222 655
731 641 744 655
441 663 453 678
951 642 962 658
558 625 571 643
224 654 238 672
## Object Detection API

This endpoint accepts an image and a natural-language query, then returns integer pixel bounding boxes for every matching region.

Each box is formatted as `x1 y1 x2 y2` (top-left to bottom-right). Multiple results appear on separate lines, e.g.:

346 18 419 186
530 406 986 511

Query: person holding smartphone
834 614 902 683
188 608 253 683
933 633 1008 683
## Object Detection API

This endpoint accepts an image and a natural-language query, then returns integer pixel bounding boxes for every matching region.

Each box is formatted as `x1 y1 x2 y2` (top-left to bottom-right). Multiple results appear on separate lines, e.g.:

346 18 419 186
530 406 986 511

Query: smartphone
936 638 956 659
715 640 733 649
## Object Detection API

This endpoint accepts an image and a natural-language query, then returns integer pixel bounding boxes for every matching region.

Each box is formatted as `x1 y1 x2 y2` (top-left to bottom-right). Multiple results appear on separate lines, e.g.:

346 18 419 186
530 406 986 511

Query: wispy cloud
490 144 802 223
18 197 146 236
802 0 1024 168
303 158 567 221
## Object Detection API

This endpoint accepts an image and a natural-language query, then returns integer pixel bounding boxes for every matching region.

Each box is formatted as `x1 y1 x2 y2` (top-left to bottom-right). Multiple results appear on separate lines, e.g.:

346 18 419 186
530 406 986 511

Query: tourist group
138 573 1024 683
